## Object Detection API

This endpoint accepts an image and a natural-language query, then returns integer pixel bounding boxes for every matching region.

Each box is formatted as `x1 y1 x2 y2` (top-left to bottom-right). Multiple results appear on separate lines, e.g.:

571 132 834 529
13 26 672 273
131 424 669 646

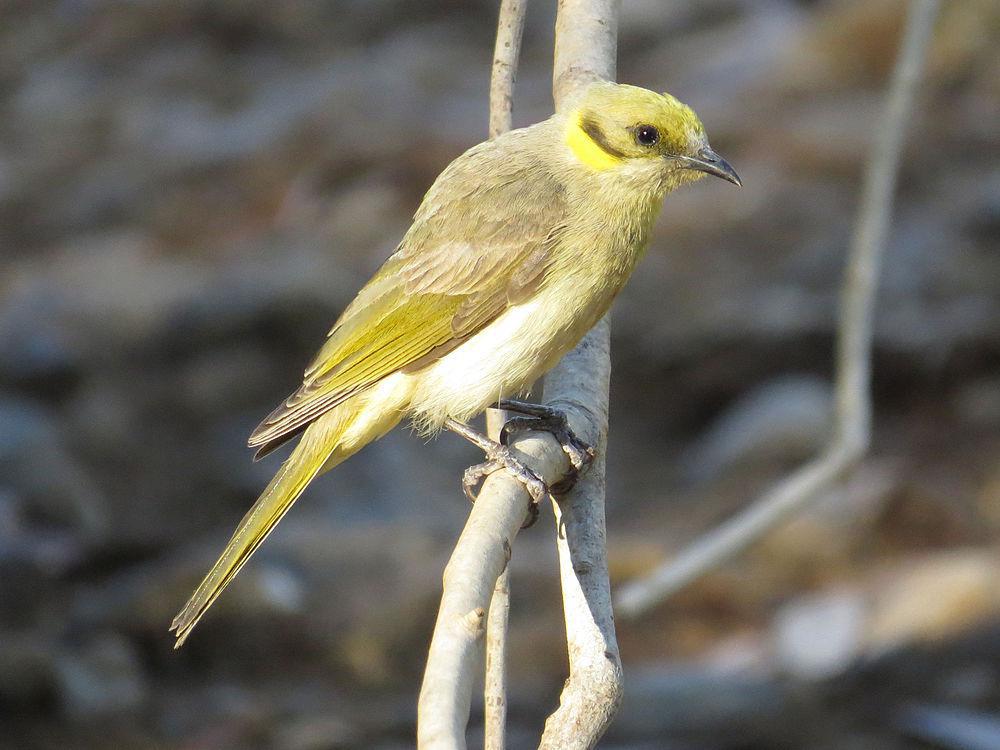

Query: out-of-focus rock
54 633 148 719
0 397 106 538
773 586 867 680
977 465 1000 533
176 343 275 415
702 631 773 675
270 713 363 750
684 374 832 483
898 703 1000 750
612 664 786 737
9 232 207 346
867 550 1000 653
608 532 675 583
763 550 1000 679
0 294 80 384
72 552 305 640
953 378 1000 429
0 633 57 705
938 665 998 705
757 459 899 574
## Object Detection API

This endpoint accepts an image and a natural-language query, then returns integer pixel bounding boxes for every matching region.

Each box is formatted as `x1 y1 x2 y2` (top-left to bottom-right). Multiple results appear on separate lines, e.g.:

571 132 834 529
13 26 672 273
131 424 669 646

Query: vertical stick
484 5 528 747
483 556 510 749
540 1 624 747
489 0 529 140
483 415 512 748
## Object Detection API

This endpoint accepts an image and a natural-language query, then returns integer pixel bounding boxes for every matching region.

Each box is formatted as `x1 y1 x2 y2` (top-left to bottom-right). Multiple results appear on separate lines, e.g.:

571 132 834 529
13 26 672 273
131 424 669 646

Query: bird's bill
675 148 742 187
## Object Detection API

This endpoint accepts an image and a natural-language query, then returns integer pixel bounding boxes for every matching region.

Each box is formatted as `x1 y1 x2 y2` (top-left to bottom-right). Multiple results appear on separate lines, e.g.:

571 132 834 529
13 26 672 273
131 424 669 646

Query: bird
170 81 740 647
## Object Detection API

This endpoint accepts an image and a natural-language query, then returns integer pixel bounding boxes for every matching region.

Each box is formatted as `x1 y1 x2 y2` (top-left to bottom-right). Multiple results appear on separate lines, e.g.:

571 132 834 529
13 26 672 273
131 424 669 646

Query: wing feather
249 126 564 450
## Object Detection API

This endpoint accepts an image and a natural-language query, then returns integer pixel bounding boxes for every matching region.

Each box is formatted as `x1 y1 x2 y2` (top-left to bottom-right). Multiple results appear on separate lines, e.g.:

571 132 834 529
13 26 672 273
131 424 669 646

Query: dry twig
616 0 940 617
488 0 529 140
538 1 623 746
483 407 515 750
483 8 529 748
483 8 529 745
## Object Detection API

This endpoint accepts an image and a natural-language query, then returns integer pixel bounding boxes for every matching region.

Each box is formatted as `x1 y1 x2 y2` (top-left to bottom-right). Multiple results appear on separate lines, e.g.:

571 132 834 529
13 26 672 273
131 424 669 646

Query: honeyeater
170 81 739 646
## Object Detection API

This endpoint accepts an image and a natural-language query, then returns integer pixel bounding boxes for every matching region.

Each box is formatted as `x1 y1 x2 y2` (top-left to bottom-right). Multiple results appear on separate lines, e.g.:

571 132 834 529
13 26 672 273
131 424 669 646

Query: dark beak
678 147 742 187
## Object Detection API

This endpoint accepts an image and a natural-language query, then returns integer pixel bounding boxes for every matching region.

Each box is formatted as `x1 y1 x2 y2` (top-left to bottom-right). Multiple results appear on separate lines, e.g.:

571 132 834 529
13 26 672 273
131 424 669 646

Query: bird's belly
406 295 587 433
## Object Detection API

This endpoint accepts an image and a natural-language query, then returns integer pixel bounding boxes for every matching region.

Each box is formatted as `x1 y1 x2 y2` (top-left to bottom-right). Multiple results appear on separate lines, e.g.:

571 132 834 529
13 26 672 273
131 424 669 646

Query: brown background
0 0 998 747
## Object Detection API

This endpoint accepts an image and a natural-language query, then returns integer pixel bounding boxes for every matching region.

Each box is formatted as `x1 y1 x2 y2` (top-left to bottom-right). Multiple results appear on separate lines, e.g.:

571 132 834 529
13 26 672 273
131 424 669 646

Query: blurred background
0 0 998 748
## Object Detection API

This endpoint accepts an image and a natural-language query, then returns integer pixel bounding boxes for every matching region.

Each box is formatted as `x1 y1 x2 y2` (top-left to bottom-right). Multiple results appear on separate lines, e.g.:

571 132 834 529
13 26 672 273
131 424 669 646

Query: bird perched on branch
171 81 739 646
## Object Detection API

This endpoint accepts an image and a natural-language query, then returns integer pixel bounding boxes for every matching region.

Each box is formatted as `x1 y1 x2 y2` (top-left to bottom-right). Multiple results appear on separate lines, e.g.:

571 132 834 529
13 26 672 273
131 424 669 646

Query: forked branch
539 0 623 747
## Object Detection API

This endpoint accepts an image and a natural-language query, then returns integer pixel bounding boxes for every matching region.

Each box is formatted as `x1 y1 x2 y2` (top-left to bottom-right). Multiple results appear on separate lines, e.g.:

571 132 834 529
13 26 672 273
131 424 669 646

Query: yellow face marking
565 113 623 171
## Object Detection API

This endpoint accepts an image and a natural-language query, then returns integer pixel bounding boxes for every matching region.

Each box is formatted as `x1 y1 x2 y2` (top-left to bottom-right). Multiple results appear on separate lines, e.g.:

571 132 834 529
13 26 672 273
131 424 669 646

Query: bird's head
564 82 740 193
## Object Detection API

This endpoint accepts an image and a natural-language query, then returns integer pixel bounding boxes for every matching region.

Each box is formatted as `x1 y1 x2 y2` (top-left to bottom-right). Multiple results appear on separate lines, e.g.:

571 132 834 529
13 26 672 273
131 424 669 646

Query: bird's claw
461 445 548 501
497 401 596 494
461 444 547 529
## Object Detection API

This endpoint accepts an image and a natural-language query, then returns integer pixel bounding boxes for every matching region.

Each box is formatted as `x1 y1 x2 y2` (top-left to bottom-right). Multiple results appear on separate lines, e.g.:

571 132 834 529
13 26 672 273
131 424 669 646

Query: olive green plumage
170 81 739 647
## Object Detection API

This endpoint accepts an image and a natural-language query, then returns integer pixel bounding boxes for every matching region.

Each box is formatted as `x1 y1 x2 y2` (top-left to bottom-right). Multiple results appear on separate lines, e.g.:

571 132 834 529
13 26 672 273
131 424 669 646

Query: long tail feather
170 411 351 648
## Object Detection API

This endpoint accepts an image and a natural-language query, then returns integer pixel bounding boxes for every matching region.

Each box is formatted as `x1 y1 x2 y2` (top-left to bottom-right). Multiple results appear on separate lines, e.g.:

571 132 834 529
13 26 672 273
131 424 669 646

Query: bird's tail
170 392 403 648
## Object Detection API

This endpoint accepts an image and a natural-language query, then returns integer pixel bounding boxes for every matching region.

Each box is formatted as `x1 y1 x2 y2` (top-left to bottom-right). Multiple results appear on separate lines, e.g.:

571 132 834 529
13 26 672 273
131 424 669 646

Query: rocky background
1 0 998 747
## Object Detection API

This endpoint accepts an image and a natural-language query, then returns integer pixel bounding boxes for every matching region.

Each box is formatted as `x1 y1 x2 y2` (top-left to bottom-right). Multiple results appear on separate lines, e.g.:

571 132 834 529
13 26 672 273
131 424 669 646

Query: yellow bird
171 81 740 647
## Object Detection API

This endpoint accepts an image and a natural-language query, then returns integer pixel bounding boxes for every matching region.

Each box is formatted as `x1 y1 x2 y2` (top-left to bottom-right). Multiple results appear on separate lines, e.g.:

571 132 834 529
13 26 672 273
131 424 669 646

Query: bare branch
483 409 513 750
483 8 528 745
483 556 511 750
417 3 531 747
616 0 940 618
483 558 510 750
416 463 530 749
552 0 620 107
539 322 622 748
538 1 623 746
489 0 529 140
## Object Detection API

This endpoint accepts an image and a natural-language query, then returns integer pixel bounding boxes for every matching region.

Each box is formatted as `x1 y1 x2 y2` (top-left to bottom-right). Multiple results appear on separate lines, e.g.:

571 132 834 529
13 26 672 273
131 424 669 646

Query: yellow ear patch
565 113 623 171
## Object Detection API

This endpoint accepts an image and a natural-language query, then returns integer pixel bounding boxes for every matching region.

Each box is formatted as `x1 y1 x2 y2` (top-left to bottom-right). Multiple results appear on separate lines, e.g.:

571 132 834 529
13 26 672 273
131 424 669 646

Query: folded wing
249 132 566 455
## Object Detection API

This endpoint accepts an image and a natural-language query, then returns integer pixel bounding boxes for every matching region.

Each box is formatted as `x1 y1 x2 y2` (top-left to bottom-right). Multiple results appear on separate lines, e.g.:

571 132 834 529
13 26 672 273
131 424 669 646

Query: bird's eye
634 124 660 147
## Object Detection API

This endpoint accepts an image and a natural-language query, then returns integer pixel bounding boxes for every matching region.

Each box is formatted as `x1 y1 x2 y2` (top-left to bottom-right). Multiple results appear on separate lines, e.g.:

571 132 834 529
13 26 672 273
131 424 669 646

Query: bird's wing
249 134 565 454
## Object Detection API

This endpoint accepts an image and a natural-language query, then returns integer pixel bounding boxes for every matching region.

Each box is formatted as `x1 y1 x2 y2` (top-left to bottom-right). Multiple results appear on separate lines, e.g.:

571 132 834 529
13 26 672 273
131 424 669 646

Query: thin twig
538 1 623 747
539 326 621 748
616 0 940 618
483 559 510 749
483 409 514 750
416 463 531 748
483 8 528 746
489 0 529 140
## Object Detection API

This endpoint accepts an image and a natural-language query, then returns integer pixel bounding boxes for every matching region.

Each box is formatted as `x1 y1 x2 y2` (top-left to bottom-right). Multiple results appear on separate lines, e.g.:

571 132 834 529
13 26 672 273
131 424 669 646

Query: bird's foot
445 418 547 529
461 449 546 529
496 399 596 494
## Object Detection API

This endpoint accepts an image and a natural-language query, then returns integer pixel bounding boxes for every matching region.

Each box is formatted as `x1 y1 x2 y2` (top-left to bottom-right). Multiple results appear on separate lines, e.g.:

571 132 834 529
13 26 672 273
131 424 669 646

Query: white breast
406 298 559 432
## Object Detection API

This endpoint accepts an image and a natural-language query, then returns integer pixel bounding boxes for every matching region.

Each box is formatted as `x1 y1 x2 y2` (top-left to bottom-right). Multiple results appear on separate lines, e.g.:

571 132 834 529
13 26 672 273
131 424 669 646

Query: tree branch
616 0 940 618
416 460 531 749
539 323 622 748
415 0 534 746
538 1 623 747
483 411 515 750
483 7 528 747
489 0 529 140
483 538 511 750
